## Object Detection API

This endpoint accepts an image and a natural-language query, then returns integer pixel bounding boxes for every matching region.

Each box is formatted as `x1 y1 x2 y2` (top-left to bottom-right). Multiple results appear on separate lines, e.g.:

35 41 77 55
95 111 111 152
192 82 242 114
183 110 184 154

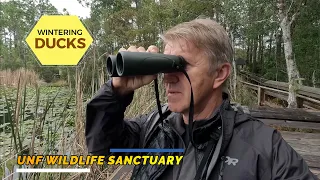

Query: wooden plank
281 131 320 169
251 107 320 118
264 90 287 101
239 71 320 101
300 86 320 99
304 101 320 110
310 168 320 178
297 154 320 169
249 106 320 123
240 79 320 108
110 165 134 180
263 80 320 100
241 81 258 91
260 119 320 131
280 131 320 146
242 81 320 108
249 108 320 123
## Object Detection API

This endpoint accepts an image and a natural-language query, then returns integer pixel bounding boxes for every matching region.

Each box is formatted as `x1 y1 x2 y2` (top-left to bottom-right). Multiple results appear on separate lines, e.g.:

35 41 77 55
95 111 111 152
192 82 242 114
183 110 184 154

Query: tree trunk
246 38 251 67
91 44 96 97
259 35 264 70
269 32 273 58
252 38 258 73
67 68 71 91
230 30 237 100
312 70 316 88
278 0 300 108
275 31 282 64
248 39 253 70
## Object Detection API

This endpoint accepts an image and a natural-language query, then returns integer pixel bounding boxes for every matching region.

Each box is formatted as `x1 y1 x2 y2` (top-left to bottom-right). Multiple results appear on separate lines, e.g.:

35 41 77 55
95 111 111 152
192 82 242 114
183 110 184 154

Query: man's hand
112 45 159 96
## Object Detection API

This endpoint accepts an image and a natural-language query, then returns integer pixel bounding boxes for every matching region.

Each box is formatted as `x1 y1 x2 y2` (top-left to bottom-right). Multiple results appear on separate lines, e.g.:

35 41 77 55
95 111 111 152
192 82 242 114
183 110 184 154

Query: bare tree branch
252 15 277 24
290 0 307 25
277 0 285 22
290 12 298 26
287 0 294 16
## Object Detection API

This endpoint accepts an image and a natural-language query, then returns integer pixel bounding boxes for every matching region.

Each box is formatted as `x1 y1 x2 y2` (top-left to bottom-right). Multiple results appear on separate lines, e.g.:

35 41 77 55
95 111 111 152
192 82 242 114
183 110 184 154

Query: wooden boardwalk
239 71 320 109
281 131 320 177
251 107 320 178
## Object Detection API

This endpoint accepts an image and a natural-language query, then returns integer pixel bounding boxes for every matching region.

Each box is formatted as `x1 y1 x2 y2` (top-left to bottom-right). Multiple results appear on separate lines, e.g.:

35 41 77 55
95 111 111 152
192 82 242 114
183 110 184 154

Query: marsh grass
0 73 76 179
0 68 39 87
232 78 258 107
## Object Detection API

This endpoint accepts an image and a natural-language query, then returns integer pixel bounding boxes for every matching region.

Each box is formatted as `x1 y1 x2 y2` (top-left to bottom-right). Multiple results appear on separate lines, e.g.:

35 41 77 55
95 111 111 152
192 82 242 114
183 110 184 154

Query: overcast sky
49 0 91 18
0 0 91 18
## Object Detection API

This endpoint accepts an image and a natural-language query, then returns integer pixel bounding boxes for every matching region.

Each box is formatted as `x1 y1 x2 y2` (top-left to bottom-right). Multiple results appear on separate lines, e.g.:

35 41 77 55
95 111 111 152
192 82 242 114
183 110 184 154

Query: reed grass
0 78 75 179
0 68 39 87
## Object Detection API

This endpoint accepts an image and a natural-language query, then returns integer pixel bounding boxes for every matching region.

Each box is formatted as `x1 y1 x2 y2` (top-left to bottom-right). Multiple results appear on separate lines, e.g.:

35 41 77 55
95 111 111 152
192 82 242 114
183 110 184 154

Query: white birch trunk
278 0 300 108
226 25 237 101
312 70 316 88
231 33 237 101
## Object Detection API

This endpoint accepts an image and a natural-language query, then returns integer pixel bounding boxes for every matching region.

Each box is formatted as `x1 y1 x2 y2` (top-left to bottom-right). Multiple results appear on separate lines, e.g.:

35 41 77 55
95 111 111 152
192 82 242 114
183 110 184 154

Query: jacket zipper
169 124 186 180
141 121 163 180
150 121 186 180
143 113 160 148
218 156 226 180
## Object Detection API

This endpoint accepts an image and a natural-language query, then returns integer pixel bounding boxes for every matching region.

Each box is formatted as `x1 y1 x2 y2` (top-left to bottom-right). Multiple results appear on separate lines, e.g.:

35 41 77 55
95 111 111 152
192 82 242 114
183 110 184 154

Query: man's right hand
112 45 159 96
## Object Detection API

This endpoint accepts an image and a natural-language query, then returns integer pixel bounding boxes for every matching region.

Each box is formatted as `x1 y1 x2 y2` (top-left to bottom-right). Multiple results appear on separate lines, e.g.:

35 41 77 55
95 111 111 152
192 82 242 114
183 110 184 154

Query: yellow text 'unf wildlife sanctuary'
17 155 184 166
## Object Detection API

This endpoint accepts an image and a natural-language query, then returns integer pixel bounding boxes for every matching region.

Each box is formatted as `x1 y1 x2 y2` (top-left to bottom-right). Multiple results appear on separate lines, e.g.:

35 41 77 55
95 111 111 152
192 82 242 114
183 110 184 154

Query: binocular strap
153 71 196 149
154 78 164 123
153 69 200 179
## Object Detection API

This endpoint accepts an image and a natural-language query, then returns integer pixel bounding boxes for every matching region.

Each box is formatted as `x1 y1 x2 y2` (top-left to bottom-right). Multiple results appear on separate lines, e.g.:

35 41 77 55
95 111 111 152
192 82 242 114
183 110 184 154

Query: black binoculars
106 51 186 77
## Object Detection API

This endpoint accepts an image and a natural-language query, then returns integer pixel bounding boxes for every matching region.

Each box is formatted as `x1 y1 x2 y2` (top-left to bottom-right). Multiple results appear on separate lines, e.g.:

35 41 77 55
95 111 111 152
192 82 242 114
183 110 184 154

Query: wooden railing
239 71 320 110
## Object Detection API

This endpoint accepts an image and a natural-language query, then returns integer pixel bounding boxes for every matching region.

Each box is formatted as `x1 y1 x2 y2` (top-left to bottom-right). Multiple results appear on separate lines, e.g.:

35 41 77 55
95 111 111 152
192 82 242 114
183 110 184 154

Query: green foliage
1 0 319 90
37 67 59 83
292 0 320 86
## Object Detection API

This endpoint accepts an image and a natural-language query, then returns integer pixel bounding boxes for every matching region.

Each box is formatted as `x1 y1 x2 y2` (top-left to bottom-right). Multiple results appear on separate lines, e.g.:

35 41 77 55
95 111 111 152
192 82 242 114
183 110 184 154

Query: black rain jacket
85 80 318 180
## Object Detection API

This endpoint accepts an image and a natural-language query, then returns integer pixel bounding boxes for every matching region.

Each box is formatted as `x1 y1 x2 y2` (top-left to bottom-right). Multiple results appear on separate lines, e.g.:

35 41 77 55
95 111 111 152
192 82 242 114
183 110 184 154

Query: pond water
0 86 79 163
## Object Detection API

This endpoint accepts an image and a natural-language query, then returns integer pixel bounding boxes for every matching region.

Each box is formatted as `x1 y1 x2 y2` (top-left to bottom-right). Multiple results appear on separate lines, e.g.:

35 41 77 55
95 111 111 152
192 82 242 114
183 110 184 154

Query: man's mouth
167 90 180 94
166 90 182 98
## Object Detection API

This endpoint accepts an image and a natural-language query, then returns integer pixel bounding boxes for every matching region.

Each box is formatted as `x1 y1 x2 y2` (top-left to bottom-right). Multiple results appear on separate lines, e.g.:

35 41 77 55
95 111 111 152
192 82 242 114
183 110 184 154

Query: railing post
297 97 303 108
258 86 265 106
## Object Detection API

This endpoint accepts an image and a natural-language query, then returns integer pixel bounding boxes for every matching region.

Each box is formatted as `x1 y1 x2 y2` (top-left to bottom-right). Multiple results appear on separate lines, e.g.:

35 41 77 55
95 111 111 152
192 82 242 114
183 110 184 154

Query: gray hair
161 18 233 75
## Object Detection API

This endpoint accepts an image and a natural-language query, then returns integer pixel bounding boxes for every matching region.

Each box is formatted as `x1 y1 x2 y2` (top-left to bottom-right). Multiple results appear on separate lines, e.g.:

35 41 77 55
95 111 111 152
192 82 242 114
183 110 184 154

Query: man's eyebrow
163 43 174 53
164 42 173 48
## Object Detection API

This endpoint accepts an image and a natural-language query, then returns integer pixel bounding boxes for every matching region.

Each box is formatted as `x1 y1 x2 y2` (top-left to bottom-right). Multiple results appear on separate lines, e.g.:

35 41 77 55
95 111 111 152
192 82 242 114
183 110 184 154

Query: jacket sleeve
271 130 318 179
85 79 150 156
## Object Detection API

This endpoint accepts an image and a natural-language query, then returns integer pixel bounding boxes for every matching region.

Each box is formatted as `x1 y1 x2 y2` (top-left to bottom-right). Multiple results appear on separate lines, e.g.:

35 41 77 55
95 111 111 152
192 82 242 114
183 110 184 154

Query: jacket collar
167 93 232 145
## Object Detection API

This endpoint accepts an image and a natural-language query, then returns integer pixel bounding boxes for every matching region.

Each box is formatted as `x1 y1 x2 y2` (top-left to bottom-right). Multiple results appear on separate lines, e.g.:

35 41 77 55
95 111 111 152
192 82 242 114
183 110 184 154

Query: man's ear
213 62 232 89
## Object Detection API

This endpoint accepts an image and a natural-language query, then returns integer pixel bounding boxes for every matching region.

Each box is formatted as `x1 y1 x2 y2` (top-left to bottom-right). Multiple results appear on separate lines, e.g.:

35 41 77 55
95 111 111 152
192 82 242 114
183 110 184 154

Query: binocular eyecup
107 51 186 77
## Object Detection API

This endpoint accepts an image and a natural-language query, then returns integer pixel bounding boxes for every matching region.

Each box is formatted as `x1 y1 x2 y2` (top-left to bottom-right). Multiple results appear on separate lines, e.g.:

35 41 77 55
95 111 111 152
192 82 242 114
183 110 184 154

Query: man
85 19 317 180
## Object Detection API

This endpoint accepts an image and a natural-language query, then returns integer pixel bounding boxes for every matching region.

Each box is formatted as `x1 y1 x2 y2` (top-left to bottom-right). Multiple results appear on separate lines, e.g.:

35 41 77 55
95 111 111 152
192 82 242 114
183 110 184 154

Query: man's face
163 39 216 114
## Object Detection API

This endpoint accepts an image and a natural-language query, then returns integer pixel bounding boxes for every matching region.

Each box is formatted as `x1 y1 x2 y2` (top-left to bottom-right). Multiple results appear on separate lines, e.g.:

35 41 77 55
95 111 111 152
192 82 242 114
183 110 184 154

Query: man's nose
164 73 179 83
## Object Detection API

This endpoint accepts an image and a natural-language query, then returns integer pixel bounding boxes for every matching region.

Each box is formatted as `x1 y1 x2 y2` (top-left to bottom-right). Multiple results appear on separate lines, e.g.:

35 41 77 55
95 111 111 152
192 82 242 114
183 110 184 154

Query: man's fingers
147 45 159 53
137 46 146 52
119 47 127 52
119 46 157 53
128 46 138 52
141 75 157 85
